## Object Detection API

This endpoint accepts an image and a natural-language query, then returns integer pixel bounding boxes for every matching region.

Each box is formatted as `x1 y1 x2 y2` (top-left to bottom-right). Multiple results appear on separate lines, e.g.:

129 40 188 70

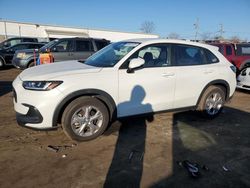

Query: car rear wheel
62 96 109 141
197 86 225 118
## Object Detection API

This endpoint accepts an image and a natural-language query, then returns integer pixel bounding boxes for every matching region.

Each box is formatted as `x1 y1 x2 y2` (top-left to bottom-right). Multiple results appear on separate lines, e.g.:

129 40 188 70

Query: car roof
123 38 218 50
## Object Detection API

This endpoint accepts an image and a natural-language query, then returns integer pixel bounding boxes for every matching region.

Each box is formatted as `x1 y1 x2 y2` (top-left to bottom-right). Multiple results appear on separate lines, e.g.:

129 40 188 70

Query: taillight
230 66 237 74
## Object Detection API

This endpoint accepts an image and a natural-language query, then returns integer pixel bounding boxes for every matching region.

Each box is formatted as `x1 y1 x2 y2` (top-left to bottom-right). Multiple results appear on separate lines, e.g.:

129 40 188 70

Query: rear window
95 41 109 50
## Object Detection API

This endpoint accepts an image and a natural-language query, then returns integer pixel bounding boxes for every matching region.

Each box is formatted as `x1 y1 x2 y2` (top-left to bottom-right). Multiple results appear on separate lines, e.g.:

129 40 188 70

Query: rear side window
75 40 93 52
174 44 206 66
204 49 219 63
95 41 109 50
52 40 74 52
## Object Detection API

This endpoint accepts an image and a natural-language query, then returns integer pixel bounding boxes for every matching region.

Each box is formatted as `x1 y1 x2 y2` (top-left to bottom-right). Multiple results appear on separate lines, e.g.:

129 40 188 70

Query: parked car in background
0 37 38 50
39 37 110 63
12 38 110 69
237 67 250 91
210 42 250 73
13 39 236 141
0 42 45 67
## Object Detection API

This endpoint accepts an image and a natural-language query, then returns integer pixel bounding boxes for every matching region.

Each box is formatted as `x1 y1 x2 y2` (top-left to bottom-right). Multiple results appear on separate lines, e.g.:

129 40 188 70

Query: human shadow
104 85 153 188
0 81 13 97
151 107 250 188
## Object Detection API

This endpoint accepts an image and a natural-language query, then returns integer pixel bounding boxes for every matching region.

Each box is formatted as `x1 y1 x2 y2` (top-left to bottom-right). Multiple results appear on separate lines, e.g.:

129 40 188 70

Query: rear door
50 39 74 62
173 44 219 108
73 39 95 61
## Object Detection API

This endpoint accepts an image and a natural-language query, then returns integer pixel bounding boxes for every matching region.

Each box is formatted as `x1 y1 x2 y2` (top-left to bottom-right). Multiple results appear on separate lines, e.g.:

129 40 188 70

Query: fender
52 89 117 127
196 79 230 107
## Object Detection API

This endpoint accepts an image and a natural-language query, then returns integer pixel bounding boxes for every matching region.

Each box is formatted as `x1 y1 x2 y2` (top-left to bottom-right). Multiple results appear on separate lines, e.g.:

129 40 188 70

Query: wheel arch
196 79 230 107
0 55 6 65
52 89 117 127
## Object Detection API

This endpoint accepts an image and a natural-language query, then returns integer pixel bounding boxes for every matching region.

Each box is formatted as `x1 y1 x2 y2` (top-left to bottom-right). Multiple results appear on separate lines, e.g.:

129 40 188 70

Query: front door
51 39 74 62
118 44 176 117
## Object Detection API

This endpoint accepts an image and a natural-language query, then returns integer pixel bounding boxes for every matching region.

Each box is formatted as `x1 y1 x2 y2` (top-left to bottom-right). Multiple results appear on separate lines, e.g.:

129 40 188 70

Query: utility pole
193 18 199 41
219 24 225 39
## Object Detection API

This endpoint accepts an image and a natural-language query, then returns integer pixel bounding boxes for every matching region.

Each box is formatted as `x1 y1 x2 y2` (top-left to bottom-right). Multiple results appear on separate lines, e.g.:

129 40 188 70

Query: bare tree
230 36 241 43
168 32 180 39
140 21 155 33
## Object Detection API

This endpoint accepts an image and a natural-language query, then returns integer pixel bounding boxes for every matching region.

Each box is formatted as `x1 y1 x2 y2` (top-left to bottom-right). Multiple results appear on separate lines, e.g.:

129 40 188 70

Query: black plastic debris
177 160 210 178
47 145 59 152
47 144 77 152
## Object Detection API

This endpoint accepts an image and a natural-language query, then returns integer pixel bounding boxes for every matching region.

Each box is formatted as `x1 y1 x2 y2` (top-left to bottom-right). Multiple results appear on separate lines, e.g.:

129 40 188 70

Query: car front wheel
197 86 225 118
62 96 109 141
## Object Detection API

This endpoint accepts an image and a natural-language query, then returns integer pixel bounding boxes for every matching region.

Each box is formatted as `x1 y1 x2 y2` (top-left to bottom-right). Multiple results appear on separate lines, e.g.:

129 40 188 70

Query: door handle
162 73 175 77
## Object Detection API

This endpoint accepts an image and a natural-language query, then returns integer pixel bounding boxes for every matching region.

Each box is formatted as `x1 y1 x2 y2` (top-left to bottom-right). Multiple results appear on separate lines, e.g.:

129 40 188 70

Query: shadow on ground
0 81 13 96
104 107 250 188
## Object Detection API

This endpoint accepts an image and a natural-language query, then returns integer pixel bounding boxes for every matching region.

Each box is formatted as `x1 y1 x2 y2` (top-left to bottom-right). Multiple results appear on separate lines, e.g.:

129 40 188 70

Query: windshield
39 39 58 52
84 42 140 67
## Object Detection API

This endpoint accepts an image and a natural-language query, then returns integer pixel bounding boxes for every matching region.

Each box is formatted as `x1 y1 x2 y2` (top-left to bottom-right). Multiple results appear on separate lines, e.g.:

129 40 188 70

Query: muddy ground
0 67 250 188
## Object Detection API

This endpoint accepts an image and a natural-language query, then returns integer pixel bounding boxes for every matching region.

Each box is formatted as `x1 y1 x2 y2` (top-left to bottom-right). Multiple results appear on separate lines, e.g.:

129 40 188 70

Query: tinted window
205 49 219 63
52 40 74 52
75 40 93 52
174 45 206 66
11 44 30 51
29 44 43 49
226 45 232 55
236 44 250 55
122 44 171 68
95 41 109 50
4 39 21 48
23 38 37 42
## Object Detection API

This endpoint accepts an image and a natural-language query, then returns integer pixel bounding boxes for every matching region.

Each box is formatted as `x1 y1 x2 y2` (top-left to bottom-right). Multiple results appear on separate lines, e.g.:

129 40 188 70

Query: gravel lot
0 67 250 188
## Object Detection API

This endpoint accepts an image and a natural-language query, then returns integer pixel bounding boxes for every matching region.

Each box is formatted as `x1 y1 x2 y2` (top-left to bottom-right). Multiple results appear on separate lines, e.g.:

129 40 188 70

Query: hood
19 60 102 80
16 49 38 54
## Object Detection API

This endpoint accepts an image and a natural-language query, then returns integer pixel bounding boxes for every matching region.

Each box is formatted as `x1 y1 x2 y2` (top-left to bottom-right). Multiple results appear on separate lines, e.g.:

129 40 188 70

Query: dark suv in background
0 37 38 50
0 42 45 67
12 37 110 69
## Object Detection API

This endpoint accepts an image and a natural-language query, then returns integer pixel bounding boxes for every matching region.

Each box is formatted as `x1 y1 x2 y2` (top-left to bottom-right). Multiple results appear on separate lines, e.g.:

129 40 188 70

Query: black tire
62 96 109 141
27 61 35 68
197 86 225 118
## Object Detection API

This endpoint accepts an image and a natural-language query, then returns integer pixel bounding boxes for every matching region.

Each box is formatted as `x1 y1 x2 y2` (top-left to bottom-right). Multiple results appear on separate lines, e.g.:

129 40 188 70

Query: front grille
13 88 17 103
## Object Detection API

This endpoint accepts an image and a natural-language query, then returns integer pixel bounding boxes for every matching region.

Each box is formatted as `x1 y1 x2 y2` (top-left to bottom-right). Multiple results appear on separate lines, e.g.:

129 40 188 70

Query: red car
210 43 250 72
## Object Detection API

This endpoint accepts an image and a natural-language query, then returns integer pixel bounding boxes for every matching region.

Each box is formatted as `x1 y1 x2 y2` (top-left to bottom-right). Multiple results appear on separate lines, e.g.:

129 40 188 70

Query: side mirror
127 58 145 73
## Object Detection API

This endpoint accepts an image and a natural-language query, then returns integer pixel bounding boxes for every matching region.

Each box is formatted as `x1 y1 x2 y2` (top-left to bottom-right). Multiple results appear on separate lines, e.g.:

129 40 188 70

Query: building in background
0 20 159 42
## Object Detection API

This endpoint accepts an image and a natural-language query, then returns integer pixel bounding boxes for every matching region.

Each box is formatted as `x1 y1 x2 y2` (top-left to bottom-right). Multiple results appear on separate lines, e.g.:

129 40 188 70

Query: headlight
17 52 26 59
22 81 63 91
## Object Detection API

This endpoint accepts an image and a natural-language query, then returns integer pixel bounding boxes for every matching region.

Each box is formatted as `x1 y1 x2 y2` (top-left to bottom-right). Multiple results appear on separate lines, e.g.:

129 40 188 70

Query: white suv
13 39 236 141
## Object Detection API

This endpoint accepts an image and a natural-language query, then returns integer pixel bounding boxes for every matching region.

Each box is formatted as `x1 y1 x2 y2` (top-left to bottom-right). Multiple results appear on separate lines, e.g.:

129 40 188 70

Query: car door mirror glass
128 58 145 70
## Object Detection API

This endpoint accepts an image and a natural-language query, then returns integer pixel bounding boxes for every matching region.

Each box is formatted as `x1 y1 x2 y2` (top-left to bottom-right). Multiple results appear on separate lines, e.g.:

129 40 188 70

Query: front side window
84 42 139 67
75 40 93 52
226 45 232 55
129 44 171 68
52 40 73 52
174 45 206 66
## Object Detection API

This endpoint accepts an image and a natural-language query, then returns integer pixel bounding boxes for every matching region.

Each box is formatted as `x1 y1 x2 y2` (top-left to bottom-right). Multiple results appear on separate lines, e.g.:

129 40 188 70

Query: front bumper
16 104 43 126
13 76 65 129
237 82 250 91
12 58 29 69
